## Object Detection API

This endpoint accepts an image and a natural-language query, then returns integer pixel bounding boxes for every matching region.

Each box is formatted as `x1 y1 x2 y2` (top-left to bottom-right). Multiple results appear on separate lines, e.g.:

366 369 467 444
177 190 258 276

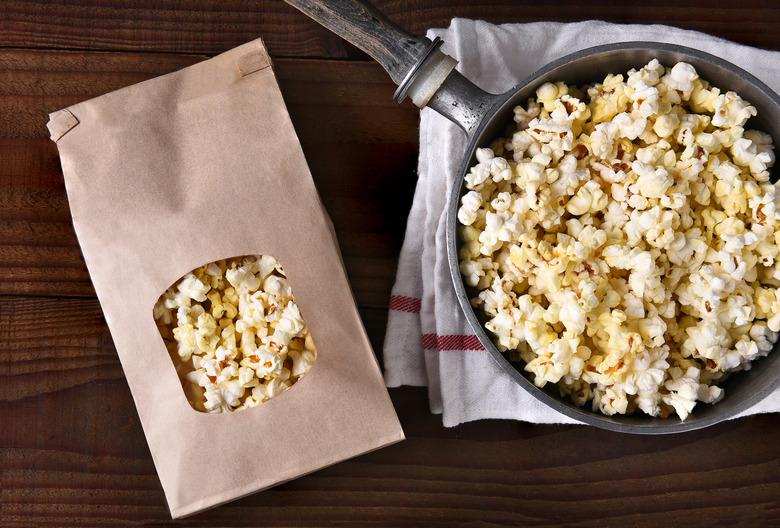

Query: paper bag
47 38 404 518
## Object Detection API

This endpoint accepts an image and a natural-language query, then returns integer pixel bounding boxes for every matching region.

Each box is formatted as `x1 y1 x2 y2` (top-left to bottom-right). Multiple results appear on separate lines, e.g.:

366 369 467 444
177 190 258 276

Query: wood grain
2 1 780 58
1 297 779 527
3 2 780 525
0 49 419 305
0 296 391 401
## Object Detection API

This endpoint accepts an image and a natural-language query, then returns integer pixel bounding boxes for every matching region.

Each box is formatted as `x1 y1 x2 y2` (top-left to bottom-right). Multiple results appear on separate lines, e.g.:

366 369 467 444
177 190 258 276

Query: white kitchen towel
383 18 780 427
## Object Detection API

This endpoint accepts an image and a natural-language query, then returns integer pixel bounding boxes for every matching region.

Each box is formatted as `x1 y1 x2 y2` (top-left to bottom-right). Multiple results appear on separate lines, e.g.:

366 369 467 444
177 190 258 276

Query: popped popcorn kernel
459 60 778 421
155 255 317 413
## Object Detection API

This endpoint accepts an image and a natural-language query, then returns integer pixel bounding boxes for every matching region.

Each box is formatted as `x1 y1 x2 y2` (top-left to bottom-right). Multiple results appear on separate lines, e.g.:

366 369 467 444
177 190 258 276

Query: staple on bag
46 109 79 142
238 51 272 77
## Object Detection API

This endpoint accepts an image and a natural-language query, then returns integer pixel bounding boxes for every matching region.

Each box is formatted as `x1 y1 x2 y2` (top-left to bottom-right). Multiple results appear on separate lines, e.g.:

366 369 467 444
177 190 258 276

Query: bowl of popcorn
280 0 780 432
448 43 780 433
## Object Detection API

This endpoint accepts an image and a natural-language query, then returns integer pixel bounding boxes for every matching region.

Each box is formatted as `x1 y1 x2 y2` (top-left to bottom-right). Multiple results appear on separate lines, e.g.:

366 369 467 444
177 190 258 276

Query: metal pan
286 0 780 433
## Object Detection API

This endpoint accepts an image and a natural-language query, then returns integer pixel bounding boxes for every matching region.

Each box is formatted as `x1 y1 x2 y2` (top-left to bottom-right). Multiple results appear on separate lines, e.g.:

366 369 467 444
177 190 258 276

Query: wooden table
2 1 779 526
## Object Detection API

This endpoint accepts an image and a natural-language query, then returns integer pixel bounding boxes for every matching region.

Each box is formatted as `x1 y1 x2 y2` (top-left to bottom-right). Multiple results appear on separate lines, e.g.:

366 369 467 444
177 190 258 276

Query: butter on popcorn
457 60 779 421
155 255 317 413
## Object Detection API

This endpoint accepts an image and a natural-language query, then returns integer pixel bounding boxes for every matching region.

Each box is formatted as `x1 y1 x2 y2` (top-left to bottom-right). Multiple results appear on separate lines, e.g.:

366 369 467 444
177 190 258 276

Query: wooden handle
284 0 429 84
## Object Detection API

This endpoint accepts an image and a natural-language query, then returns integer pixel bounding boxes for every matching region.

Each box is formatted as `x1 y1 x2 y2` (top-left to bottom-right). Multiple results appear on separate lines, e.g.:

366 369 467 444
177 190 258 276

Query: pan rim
445 41 780 434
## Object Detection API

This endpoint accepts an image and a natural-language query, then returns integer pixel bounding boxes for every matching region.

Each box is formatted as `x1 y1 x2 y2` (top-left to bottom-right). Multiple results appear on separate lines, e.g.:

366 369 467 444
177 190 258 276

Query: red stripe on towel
422 333 485 351
389 295 422 313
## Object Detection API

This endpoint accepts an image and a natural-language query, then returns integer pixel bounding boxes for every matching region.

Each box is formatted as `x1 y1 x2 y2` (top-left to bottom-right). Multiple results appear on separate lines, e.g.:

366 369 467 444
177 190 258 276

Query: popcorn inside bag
154 255 317 413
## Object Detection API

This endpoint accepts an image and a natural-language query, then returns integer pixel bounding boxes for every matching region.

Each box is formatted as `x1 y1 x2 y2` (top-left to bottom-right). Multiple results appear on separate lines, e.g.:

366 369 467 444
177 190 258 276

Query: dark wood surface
1 1 779 526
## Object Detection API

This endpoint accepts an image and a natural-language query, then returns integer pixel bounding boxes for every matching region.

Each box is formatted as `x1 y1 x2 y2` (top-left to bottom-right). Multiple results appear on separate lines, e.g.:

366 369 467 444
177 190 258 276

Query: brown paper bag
47 38 404 518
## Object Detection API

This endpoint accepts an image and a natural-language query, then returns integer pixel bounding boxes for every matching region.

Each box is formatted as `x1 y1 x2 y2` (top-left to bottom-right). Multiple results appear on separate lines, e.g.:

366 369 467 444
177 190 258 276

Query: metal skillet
285 0 780 433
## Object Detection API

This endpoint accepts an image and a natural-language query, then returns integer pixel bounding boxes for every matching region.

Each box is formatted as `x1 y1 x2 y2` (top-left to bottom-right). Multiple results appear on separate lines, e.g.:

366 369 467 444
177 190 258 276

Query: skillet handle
284 0 500 135
283 0 428 84
427 71 501 136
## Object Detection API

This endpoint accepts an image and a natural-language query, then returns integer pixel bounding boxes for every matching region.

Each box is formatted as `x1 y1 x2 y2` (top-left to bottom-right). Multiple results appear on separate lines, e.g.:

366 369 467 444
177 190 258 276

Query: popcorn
744 130 776 180
732 131 776 181
555 291 587 334
627 59 664 88
662 367 700 420
459 60 779 421
589 74 630 122
689 79 720 114
457 191 482 225
712 91 757 129
155 255 317 413
631 160 673 199
479 211 521 255
613 112 647 140
178 274 210 302
566 180 608 215
271 301 306 346
664 62 698 99
536 82 569 111
513 100 541 129
589 122 620 159
226 263 261 293
652 113 680 138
